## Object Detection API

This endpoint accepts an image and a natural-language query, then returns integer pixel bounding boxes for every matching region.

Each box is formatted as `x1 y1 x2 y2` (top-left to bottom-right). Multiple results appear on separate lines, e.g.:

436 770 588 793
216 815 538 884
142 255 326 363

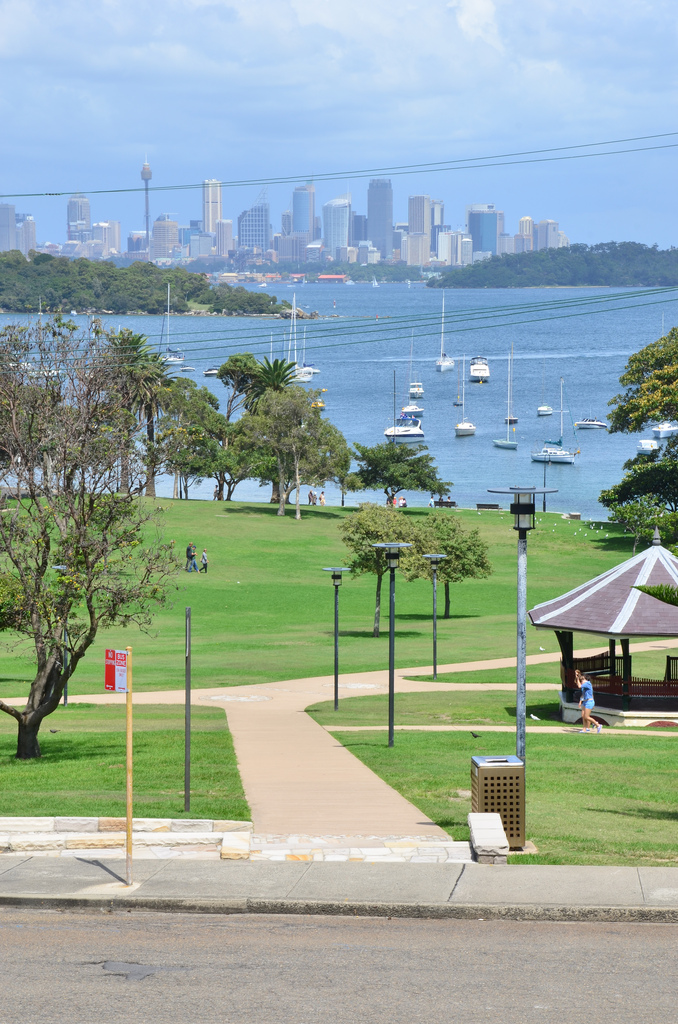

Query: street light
422 554 447 680
371 542 412 747
486 486 557 760
322 568 351 711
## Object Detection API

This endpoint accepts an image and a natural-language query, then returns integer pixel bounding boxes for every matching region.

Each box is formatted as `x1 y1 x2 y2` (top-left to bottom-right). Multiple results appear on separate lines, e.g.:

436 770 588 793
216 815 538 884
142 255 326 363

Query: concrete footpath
3 857 678 923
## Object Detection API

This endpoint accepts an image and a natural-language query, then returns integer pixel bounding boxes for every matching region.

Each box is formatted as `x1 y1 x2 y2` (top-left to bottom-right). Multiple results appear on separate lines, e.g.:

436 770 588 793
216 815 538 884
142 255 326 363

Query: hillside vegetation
0 251 287 314
429 242 678 289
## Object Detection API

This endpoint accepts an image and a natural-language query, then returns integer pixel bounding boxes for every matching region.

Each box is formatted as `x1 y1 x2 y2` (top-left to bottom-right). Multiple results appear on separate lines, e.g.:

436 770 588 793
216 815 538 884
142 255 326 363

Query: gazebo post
555 630 575 701
608 638 616 676
621 638 631 711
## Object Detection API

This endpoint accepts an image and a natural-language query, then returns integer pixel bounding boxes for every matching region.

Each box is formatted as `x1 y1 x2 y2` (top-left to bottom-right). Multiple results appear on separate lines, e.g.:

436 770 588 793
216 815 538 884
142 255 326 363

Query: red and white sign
105 649 128 692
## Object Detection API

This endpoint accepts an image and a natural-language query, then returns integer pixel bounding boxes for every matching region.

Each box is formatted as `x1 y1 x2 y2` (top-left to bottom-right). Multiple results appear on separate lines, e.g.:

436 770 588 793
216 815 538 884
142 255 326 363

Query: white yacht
455 356 476 436
574 417 607 429
384 416 424 442
537 404 553 416
493 346 517 450
180 365 195 372
409 382 424 400
401 403 424 418
203 367 219 377
537 360 552 415
469 355 490 382
637 438 659 452
652 422 678 438
163 347 185 364
435 294 454 373
531 378 578 464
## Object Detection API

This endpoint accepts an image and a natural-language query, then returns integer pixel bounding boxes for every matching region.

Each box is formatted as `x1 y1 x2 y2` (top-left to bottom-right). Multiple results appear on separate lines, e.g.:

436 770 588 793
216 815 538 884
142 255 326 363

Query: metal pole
63 625 68 707
185 607 191 812
333 585 339 711
516 533 527 761
388 565 396 747
542 461 547 513
125 646 133 886
432 567 438 681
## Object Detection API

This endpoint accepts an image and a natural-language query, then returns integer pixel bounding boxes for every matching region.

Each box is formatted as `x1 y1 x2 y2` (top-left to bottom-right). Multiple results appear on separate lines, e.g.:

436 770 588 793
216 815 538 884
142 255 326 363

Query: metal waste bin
471 755 525 848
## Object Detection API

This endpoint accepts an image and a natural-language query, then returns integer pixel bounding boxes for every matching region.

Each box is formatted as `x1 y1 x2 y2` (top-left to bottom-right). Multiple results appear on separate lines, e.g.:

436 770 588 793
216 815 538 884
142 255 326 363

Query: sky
1 0 676 247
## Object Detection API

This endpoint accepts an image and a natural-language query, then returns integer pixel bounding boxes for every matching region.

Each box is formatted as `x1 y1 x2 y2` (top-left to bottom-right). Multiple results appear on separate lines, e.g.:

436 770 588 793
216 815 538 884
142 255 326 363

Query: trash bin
471 755 525 848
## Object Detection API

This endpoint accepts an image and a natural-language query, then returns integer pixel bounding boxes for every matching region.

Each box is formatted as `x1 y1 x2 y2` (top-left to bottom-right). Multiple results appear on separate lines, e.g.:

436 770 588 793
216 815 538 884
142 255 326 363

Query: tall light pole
372 542 411 746
487 486 556 760
423 554 447 680
323 568 351 711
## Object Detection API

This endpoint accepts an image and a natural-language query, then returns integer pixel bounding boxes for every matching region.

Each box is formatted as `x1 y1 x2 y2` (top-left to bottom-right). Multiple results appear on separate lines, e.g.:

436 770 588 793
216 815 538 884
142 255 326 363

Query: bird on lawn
470 731 481 738
539 646 546 651
530 714 540 720
49 729 60 733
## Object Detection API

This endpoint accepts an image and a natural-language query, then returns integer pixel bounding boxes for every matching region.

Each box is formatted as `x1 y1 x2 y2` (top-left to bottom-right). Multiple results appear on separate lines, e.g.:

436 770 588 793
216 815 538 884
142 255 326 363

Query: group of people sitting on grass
185 542 209 574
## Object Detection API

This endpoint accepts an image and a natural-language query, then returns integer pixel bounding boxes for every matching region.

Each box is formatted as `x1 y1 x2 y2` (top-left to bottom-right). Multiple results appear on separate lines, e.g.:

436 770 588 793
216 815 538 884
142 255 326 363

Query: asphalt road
1 909 676 1024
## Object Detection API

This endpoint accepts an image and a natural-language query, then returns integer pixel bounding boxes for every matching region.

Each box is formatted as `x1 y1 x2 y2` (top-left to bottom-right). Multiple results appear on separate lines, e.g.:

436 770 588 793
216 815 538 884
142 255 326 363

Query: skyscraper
15 213 35 255
322 195 351 259
466 204 502 256
152 215 179 259
350 213 368 245
292 183 315 240
92 221 121 257
535 220 559 250
0 205 16 252
281 210 292 236
216 220 233 256
202 180 222 234
367 179 393 259
408 195 431 254
514 216 534 253
430 199 444 255
67 193 91 242
237 191 271 250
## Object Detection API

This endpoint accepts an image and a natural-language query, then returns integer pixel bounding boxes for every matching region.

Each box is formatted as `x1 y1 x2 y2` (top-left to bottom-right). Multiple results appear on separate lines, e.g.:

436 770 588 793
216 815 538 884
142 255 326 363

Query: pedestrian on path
576 669 602 733
213 485 219 500
308 489 313 505
187 542 198 573
199 548 208 573
319 491 325 506
185 543 193 571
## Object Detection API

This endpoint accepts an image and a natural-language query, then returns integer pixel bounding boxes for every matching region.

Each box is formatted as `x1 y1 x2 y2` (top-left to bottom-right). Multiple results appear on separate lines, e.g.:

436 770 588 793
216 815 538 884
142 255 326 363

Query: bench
476 503 501 511
434 500 457 508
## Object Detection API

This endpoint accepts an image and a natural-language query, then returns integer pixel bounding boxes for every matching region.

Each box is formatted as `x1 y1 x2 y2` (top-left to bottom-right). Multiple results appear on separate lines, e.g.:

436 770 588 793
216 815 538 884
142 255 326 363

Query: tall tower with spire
141 160 152 256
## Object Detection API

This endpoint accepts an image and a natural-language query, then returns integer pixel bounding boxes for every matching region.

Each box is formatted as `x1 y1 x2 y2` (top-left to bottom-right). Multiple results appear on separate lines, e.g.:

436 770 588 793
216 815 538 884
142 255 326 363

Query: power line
2 131 678 199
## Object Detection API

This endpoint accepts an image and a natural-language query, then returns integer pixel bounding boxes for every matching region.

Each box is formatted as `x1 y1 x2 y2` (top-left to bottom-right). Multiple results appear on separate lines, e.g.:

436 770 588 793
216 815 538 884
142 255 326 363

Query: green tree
352 442 449 504
245 357 298 411
400 511 492 618
608 328 678 432
339 503 417 636
216 352 260 421
0 319 176 759
600 439 678 551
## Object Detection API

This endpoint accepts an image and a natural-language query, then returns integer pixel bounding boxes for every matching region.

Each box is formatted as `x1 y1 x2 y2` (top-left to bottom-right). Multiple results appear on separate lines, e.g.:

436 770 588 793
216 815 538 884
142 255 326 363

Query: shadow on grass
396 613 479 622
335 629 427 640
593 807 678 822
220 504 345 520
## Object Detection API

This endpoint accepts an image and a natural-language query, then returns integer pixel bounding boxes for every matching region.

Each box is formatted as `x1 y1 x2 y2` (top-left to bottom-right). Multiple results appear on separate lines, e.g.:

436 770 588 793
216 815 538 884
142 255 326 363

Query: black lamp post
371 542 411 746
486 487 557 760
323 568 351 711
422 554 447 680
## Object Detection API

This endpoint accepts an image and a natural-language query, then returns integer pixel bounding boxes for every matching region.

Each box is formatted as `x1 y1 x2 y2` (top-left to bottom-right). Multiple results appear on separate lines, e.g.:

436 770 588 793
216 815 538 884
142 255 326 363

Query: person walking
308 489 313 505
213 485 219 500
199 548 209 573
319 491 325 506
187 542 198 573
185 543 193 572
576 669 602 733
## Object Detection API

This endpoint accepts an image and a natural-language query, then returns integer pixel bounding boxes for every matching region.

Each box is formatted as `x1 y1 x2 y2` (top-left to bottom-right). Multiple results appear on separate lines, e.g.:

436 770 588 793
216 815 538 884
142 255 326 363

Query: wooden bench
434 500 457 508
476 503 501 511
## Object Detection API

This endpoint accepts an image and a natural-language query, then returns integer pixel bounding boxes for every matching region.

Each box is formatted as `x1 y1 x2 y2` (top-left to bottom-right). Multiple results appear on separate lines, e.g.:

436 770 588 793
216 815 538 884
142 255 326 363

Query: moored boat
469 355 490 382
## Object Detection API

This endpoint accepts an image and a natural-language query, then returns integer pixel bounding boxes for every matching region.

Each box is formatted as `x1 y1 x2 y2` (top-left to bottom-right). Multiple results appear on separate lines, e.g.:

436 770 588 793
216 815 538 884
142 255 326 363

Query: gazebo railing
562 664 678 710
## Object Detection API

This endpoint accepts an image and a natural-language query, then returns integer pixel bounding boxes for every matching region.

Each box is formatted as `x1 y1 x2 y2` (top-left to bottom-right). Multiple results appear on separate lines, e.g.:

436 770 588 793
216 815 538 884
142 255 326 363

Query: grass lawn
0 500 648 699
331 729 678 866
307 690 563 727
0 704 249 820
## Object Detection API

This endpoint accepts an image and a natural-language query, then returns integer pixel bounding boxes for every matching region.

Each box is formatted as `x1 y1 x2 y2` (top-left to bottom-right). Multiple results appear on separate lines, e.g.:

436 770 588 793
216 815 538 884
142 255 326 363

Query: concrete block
55 817 98 833
214 820 253 833
132 818 171 832
9 834 65 851
98 817 126 832
170 819 213 833
134 831 217 847
220 832 251 860
65 834 125 849
0 817 55 833
468 812 509 863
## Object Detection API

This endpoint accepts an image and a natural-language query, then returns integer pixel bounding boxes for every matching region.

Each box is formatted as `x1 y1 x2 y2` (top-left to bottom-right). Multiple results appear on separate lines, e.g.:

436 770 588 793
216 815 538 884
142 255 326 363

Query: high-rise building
0 204 16 252
127 231 147 254
15 213 35 255
292 184 315 240
466 204 502 256
67 193 91 242
322 195 351 259
152 214 179 259
367 179 393 259
498 233 515 255
518 216 534 238
281 210 292 236
202 180 222 234
92 221 121 257
430 199 444 255
407 232 430 266
189 233 215 258
216 220 233 256
237 191 271 251
350 213 368 246
408 195 431 254
535 220 559 250
558 231 570 248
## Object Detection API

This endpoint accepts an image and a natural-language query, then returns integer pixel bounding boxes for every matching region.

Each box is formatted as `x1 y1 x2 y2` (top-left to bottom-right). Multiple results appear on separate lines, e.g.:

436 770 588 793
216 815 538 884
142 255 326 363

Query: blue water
8 284 676 517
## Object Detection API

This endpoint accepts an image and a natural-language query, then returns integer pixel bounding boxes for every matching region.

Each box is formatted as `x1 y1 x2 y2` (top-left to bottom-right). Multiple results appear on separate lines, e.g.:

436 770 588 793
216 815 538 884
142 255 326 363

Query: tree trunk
270 480 280 504
217 473 225 501
16 716 42 759
145 411 156 498
120 453 129 494
277 458 286 517
294 455 301 521
444 582 450 619
373 573 382 637
183 475 189 499
341 488 345 507
173 471 179 499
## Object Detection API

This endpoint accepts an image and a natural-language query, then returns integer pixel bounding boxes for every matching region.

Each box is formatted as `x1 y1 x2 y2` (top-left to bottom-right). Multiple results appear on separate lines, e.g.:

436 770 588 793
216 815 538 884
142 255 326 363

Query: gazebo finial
652 526 662 546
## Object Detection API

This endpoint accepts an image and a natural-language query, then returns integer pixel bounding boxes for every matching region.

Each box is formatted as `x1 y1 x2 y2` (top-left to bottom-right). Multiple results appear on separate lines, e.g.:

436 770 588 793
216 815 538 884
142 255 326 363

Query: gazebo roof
529 532 678 638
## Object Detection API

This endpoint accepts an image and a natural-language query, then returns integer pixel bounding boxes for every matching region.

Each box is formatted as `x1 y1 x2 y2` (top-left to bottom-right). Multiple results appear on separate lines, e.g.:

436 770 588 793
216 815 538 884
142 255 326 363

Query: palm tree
244 358 297 411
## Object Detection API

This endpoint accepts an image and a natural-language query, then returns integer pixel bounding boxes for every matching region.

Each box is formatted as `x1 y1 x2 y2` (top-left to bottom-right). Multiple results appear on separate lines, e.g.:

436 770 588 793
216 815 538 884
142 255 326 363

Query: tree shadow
220 504 345 520
328 629 428 639
396 612 479 622
590 807 678 823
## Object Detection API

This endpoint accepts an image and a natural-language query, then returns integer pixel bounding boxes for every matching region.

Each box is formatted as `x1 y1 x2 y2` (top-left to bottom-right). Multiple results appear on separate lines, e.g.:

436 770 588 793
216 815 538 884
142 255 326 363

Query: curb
2 893 678 923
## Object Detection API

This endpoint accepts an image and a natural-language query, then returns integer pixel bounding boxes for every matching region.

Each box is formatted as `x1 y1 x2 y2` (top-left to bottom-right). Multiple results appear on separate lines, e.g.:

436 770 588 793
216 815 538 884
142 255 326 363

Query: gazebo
528 529 678 727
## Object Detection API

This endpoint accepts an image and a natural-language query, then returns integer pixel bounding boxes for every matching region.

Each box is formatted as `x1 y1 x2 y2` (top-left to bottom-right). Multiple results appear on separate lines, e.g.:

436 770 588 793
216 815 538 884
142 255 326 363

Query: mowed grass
332 729 678 866
307 690 562 727
0 501 642 697
0 704 250 820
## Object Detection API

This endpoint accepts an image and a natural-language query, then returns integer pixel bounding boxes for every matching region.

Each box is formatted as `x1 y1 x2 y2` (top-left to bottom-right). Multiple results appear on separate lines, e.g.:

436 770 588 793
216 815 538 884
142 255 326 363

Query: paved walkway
6 638 677 837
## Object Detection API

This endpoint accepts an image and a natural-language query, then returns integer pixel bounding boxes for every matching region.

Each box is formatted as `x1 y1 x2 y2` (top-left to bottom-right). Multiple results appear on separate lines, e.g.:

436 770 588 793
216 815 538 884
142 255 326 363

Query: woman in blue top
575 670 602 733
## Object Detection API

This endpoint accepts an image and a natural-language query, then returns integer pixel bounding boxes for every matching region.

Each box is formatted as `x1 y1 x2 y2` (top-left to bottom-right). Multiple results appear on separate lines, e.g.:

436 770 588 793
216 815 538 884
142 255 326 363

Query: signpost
104 647 134 885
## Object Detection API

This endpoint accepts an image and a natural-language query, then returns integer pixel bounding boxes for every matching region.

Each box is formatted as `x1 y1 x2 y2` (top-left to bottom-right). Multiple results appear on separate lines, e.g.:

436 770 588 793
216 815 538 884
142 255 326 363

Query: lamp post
486 487 557 760
323 568 351 711
372 542 412 746
422 554 447 680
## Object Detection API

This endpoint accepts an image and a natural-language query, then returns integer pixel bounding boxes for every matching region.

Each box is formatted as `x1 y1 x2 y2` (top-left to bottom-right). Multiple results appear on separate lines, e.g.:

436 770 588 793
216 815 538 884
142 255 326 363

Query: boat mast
506 349 511 442
292 292 297 365
461 355 466 420
560 377 564 444
166 283 170 350
440 292 445 360
393 368 396 442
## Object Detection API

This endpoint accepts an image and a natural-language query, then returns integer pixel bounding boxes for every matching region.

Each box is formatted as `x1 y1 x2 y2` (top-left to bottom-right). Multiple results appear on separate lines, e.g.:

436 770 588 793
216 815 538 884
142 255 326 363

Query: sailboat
531 378 578 463
385 368 424 441
493 348 518 449
289 295 313 382
161 285 184 363
372 276 379 288
455 356 476 436
537 359 553 416
453 363 463 406
435 293 454 373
